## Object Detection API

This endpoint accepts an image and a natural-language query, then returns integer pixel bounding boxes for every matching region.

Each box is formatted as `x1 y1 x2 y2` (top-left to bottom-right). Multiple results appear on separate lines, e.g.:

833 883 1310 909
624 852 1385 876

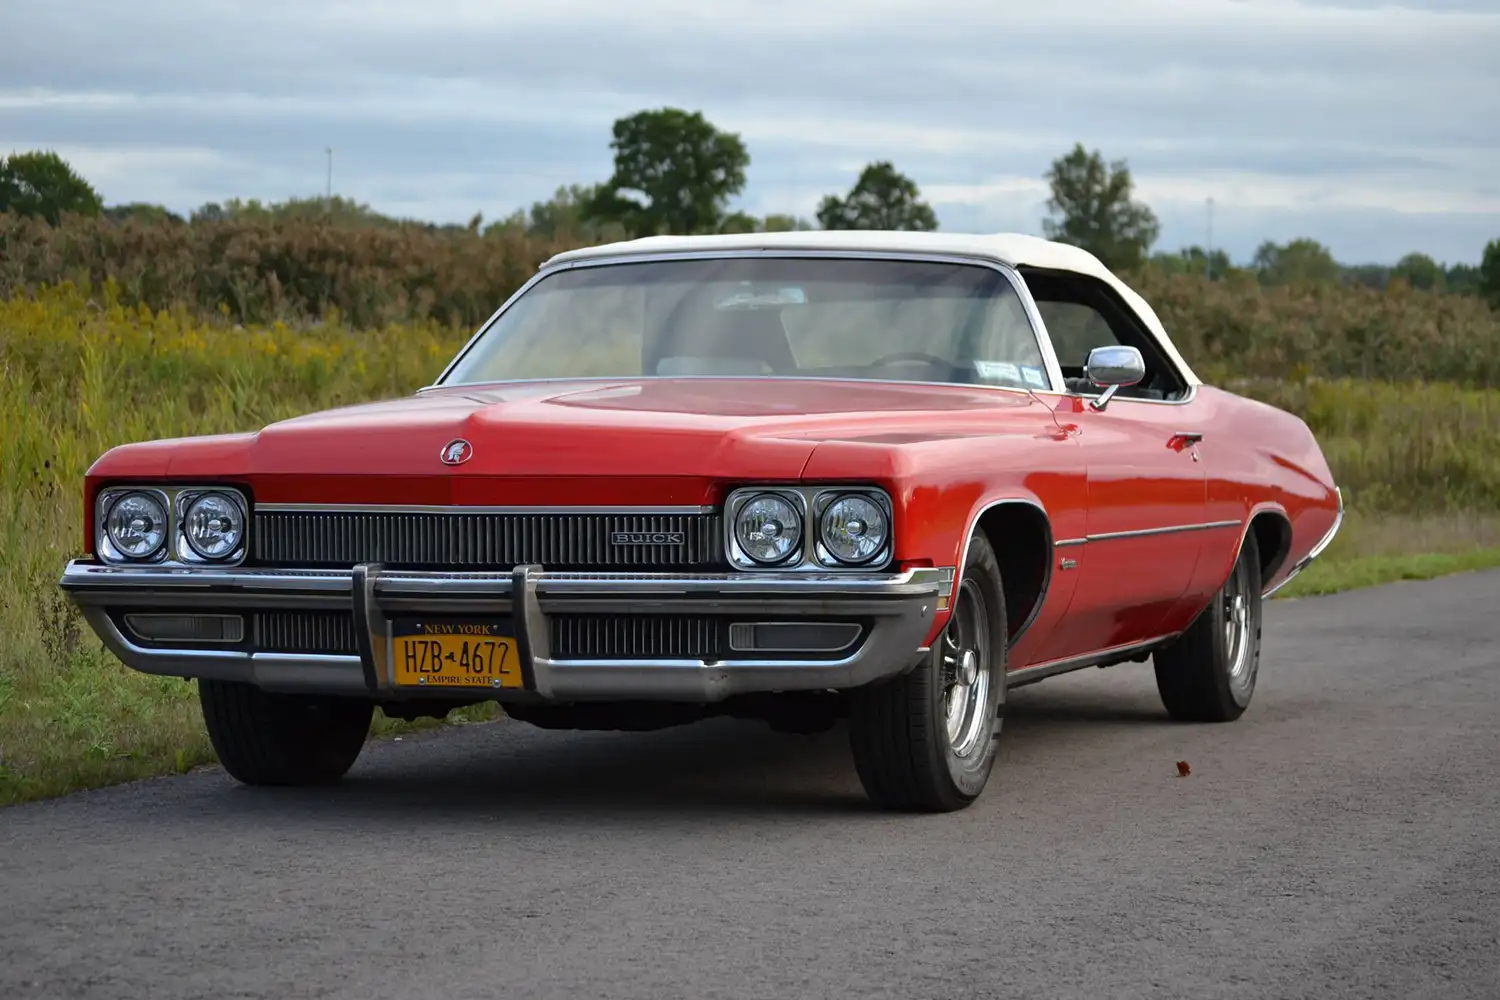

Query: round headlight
105 492 168 560
819 494 888 565
734 493 802 565
183 493 245 560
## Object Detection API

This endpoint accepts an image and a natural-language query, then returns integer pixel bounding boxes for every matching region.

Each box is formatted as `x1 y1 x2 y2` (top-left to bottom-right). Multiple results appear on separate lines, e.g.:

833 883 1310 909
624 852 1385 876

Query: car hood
90 378 1035 506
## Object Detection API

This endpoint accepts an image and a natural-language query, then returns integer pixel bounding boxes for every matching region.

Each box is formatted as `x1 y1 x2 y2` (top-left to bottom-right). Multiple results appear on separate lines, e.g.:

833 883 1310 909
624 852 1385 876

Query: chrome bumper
59 561 944 702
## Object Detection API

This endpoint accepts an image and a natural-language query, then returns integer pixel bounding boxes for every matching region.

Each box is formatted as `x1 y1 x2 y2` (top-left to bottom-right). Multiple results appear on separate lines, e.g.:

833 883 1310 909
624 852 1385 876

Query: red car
60 231 1343 812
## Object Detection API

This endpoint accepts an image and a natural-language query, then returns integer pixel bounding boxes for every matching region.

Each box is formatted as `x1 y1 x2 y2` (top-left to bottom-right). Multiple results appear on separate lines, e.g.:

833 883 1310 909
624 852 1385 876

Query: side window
1021 268 1188 402
1034 300 1118 370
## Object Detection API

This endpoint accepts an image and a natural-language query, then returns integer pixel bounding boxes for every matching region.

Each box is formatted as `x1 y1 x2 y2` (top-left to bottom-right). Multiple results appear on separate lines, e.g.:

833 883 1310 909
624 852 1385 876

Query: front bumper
59 561 944 703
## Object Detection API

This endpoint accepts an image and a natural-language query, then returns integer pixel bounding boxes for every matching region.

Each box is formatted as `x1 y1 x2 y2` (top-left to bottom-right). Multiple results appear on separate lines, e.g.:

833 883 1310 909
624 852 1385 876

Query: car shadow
152 672 1182 826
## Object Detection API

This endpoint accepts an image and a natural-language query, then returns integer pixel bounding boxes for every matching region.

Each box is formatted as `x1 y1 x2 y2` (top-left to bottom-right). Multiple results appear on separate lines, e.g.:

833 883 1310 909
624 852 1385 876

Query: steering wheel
867 352 953 369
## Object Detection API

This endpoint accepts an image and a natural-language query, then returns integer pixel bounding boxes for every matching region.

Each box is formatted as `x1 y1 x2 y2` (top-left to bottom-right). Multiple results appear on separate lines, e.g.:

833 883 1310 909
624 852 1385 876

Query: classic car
59 230 1343 812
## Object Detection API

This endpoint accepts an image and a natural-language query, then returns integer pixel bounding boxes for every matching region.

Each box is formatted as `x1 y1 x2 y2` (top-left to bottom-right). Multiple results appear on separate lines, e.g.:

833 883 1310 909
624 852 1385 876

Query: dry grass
2 283 1499 805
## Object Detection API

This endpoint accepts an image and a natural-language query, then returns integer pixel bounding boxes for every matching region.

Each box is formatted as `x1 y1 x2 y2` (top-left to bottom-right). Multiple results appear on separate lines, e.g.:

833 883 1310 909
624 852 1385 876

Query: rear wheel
1153 542 1263 722
199 679 373 786
848 532 1007 812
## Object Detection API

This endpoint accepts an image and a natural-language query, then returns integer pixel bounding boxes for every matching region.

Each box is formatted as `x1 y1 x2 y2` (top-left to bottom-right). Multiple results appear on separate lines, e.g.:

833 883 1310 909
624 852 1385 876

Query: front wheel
1153 542 1264 722
847 532 1007 812
199 679 374 786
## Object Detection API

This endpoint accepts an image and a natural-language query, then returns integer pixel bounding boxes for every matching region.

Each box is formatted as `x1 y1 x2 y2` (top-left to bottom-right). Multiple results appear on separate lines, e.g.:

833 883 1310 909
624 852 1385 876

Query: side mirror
1083 345 1145 411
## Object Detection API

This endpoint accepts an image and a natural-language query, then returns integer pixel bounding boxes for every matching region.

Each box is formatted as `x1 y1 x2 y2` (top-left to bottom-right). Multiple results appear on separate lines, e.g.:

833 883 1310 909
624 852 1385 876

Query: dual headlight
97 487 248 565
728 487 892 569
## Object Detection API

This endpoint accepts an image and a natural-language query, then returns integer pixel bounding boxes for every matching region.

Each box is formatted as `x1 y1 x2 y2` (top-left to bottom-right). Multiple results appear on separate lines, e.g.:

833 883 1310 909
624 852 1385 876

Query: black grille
550 615 722 660
253 611 359 655
251 511 724 570
248 610 724 661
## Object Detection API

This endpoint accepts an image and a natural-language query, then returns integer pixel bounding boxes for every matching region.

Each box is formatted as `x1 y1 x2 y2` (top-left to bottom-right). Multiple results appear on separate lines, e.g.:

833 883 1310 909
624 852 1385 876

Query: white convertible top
544 230 1201 386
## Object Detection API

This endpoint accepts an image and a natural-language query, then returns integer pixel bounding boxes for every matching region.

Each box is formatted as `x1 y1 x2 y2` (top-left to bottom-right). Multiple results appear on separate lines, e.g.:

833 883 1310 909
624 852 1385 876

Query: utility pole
325 147 333 209
1205 196 1214 280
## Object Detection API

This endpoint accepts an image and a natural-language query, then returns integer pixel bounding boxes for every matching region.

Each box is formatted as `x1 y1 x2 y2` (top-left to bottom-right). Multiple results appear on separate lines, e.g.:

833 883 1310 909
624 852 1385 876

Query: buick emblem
611 531 685 546
439 439 473 466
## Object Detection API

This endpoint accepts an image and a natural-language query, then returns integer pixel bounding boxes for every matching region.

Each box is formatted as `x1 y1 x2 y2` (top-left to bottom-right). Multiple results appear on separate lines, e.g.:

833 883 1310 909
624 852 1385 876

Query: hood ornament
439 439 473 466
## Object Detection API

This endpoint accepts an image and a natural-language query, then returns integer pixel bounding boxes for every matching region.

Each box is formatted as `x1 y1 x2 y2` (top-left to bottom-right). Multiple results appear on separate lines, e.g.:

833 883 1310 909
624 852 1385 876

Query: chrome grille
551 615 722 660
253 611 359 655
251 510 724 570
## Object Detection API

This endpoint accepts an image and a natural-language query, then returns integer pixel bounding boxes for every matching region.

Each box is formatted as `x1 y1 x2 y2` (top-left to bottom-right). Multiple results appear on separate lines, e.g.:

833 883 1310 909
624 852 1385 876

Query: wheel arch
1234 504 1293 591
957 498 1054 646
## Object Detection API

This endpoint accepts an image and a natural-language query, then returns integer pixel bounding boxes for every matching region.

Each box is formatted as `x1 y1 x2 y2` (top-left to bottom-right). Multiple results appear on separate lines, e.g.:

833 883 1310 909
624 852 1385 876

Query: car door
1024 270 1211 660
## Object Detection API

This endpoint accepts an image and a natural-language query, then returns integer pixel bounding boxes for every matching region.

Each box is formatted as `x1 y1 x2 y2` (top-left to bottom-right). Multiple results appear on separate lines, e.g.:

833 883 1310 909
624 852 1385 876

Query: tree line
2 106 1498 306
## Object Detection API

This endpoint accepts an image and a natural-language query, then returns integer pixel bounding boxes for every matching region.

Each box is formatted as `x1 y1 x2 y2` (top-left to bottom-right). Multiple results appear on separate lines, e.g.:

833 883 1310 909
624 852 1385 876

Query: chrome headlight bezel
97 489 171 563
175 489 250 564
94 485 251 568
724 485 893 572
726 488 807 569
814 491 892 567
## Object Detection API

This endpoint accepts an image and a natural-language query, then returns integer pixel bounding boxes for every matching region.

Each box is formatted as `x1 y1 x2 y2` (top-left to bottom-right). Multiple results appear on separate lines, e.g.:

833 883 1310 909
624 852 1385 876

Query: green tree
1392 251 1443 290
103 202 184 224
816 161 938 231
1152 245 1232 280
0 150 103 224
761 213 816 232
1041 143 1159 270
1252 239 1341 286
583 108 750 238
1479 239 1500 309
1444 262 1479 294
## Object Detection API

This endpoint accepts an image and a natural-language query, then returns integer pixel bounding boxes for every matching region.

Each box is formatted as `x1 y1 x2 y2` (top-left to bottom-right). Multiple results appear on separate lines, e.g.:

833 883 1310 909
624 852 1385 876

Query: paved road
4 571 1499 1000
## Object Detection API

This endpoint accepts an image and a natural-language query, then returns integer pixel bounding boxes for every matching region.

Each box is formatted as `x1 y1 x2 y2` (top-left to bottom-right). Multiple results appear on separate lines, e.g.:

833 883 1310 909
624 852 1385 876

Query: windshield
439 256 1052 391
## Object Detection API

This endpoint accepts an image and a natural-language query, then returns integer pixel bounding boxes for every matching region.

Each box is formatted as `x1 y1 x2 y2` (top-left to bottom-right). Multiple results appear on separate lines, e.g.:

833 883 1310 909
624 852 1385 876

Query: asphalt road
4 571 1499 1000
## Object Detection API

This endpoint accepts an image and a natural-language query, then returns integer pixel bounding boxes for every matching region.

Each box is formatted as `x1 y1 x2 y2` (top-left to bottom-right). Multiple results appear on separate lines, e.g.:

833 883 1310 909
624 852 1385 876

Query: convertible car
60 231 1342 812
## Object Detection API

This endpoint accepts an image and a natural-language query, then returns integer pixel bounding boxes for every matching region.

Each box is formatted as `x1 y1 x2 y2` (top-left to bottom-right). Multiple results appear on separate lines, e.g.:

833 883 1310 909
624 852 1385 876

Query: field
2 260 1500 805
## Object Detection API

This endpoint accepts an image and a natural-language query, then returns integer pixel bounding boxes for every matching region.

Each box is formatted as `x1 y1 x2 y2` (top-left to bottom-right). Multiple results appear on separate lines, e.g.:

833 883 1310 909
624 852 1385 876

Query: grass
1275 510 1500 598
2 283 1499 806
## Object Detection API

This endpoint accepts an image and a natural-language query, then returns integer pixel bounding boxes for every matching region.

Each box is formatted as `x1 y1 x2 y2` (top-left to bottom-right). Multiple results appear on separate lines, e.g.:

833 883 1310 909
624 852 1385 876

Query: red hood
87 378 1033 506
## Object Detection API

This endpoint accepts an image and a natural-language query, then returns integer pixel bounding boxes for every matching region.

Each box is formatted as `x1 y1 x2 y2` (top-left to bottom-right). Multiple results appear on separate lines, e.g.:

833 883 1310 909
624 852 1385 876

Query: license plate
391 620 523 689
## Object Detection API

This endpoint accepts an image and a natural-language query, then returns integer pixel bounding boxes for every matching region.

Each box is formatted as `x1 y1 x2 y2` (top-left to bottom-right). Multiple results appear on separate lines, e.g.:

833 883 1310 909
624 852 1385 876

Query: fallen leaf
1176 760 1191 777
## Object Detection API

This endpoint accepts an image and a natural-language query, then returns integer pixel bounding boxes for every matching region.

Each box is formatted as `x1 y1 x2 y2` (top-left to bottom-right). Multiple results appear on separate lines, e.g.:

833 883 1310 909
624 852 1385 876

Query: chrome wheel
941 577 993 757
1223 551 1255 697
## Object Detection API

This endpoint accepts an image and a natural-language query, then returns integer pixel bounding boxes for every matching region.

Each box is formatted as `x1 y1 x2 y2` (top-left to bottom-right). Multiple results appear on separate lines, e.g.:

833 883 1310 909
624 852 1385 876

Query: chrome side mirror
1083 345 1145 411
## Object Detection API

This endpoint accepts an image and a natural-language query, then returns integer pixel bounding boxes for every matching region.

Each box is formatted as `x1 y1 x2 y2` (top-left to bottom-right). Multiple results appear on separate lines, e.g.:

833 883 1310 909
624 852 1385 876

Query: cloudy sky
2 0 1496 265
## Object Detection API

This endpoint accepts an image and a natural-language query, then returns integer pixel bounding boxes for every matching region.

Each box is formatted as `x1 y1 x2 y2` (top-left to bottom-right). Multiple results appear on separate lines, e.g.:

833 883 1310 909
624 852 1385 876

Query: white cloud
0 0 1496 262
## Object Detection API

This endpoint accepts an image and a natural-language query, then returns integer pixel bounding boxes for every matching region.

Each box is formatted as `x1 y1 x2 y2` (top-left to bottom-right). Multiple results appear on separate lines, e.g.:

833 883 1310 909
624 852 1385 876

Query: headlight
734 493 802 565
818 493 889 565
182 492 245 560
104 492 168 560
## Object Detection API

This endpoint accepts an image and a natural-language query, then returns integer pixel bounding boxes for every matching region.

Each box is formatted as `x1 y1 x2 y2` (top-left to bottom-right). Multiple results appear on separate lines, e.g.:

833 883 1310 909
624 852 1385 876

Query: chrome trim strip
1263 486 1345 598
1084 520 1241 543
1006 632 1180 687
1052 520 1241 546
60 562 943 600
426 249 1066 395
254 503 716 515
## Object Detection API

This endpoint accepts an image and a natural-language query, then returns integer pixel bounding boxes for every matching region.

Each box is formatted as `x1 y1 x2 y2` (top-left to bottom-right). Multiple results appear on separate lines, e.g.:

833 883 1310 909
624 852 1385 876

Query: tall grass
4 212 1499 385
1 283 1498 805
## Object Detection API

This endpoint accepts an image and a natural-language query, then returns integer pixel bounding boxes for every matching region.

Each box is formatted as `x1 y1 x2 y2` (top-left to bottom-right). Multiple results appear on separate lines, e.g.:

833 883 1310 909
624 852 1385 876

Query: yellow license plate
392 621 523 689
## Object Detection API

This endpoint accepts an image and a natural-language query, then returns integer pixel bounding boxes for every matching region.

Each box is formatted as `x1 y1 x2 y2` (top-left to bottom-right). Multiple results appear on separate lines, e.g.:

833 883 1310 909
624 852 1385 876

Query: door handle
1171 431 1204 444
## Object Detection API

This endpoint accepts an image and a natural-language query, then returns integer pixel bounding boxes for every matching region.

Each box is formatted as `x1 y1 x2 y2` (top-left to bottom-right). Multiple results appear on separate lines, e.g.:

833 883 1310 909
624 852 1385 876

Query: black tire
848 532 1007 812
1153 542 1263 722
199 679 374 786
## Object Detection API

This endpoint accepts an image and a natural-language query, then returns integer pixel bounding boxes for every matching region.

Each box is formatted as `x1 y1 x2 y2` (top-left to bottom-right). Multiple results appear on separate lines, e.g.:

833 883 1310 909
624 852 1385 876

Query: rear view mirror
1083 345 1145 411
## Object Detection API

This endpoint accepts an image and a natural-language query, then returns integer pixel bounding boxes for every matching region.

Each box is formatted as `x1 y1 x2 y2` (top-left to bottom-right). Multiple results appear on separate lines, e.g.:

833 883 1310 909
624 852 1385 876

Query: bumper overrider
58 562 945 703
